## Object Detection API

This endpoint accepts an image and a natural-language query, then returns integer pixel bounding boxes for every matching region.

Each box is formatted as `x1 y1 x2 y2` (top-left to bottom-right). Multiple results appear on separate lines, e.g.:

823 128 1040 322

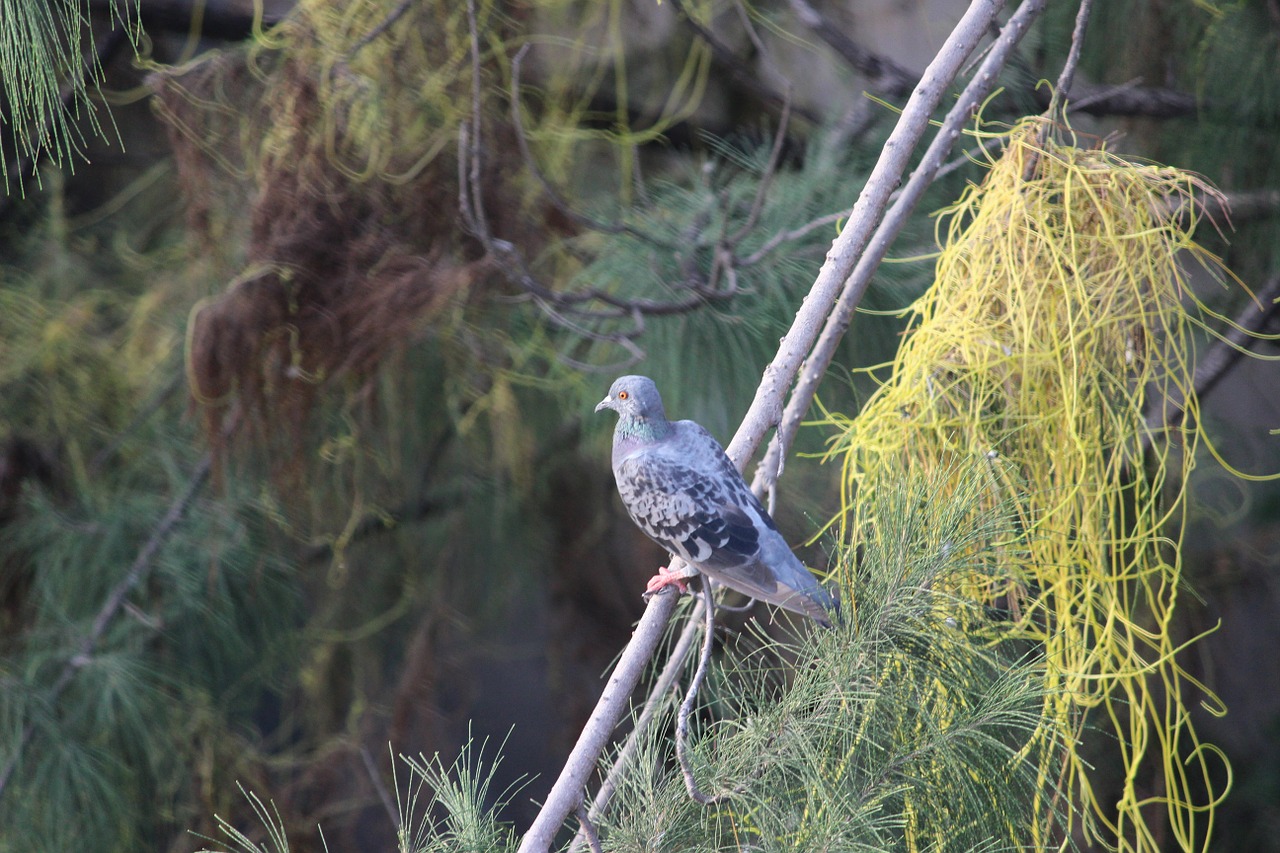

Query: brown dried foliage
152 35 539 470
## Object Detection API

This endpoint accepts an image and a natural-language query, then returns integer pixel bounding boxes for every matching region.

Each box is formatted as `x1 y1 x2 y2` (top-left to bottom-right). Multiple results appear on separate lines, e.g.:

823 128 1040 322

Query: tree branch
566 596 705 852
725 0 1007 471
515 589 681 853
1143 273 1280 446
1047 0 1095 120
517 3 1010 850
786 0 918 98
675 582 732 804
666 0 823 125
0 449 214 798
753 0 1047 494
1036 81 1200 119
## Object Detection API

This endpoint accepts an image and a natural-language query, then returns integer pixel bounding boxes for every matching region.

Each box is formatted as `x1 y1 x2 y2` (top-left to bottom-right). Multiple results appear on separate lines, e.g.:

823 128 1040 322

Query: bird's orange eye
618 391 629 400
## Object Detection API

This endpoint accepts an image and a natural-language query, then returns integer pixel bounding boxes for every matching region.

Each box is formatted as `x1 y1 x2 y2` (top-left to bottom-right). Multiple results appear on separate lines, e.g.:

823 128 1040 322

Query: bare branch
566 597 706 852
725 0 1008 472
752 0 1045 495
675 582 734 805
1143 274 1280 446
518 4 1010 850
348 0 417 58
1047 0 1096 121
515 589 682 853
727 94 793 246
786 0 918 98
0 449 215 797
360 746 401 830
573 805 604 853
741 208 850 267
1055 82 1199 118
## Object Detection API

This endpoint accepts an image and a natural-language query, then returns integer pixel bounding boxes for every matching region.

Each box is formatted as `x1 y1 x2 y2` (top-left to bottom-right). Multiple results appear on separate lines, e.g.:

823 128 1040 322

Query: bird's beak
594 395 612 413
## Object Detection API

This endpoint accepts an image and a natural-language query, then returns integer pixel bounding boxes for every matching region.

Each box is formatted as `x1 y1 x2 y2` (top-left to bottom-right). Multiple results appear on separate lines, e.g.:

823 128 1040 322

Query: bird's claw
644 565 689 597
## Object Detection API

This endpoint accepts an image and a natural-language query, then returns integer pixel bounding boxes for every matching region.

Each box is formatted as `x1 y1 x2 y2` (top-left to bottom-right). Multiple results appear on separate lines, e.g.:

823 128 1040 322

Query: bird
595 375 836 627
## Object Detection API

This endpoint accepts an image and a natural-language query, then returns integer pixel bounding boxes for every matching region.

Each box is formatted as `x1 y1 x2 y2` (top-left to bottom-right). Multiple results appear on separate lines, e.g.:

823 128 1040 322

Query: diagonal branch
516 3 1009 850
1048 0 1097 120
516 588 682 853
0 449 215 798
752 0 1048 494
1143 273 1280 448
674 582 741 805
785 0 918 98
566 595 705 852
723 0 1008 470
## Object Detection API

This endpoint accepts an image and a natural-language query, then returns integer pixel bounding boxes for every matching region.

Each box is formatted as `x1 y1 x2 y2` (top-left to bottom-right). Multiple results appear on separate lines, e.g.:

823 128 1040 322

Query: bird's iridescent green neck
615 413 673 444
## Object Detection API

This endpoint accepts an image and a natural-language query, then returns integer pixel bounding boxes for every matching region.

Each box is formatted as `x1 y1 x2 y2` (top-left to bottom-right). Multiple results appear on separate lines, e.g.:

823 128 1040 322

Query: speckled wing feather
614 421 835 625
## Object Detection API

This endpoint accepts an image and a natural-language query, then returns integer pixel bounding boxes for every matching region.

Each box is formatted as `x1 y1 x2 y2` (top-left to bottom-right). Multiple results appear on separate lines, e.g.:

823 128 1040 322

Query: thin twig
1049 0 1096 120
667 0 823 125
741 208 851 267
675 582 729 805
727 94 793 245
1024 0 1094 180
573 805 604 853
1143 274 1280 449
360 746 401 830
348 0 416 58
786 0 917 98
88 372 184 474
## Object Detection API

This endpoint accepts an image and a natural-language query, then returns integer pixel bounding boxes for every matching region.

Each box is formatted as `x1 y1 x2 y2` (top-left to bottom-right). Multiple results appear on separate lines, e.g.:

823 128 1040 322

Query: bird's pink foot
644 565 689 595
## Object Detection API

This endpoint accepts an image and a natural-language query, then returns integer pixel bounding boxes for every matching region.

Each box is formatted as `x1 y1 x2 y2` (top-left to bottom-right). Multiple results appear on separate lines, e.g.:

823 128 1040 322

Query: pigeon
595 375 836 627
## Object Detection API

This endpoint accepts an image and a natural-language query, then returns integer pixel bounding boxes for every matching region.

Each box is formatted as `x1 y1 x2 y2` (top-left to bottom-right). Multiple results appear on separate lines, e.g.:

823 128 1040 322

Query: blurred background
1 0 1278 849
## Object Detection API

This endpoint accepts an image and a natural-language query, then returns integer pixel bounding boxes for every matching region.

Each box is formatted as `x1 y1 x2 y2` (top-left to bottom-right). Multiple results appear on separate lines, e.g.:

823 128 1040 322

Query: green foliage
0 179 300 852
598 465 1063 851
184 467 1066 852
198 739 522 853
0 470 300 851
194 784 296 853
0 0 142 194
821 118 1249 851
397 737 523 853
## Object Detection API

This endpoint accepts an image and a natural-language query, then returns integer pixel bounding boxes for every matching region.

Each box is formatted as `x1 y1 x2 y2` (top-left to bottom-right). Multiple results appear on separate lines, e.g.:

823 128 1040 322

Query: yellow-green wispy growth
821 116 1243 852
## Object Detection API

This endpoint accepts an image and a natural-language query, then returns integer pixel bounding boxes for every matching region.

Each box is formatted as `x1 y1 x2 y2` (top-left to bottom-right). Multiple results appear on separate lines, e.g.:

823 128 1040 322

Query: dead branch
1143 273 1280 446
675 582 736 805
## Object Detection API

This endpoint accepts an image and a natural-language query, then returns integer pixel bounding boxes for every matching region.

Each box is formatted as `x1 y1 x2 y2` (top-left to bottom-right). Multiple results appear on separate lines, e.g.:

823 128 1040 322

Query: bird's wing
615 421 835 624
614 446 764 572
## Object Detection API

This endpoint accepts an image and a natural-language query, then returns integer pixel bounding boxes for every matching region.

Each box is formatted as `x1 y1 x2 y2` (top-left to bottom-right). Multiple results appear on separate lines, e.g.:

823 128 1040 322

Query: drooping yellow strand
823 117 1238 852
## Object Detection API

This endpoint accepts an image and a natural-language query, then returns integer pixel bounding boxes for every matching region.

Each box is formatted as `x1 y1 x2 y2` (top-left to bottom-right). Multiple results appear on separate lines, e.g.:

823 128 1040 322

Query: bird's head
595 375 667 424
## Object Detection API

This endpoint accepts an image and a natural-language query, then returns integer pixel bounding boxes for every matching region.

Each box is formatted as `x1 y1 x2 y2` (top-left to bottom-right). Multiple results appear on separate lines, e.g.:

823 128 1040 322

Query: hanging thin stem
675 581 731 805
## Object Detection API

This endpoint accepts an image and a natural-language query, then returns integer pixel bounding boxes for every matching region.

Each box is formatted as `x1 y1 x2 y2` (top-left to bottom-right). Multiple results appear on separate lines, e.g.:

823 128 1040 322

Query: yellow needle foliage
822 117 1242 851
